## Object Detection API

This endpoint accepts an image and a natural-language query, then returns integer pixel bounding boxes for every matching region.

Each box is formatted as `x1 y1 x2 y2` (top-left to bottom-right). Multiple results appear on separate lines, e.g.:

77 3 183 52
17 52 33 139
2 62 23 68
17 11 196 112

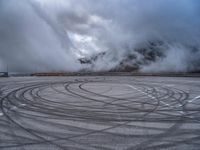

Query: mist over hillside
0 0 200 73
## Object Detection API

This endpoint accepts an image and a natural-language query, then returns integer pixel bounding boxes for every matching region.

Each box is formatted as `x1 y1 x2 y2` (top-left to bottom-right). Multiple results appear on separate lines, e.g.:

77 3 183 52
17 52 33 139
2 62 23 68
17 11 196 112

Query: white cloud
1 0 200 72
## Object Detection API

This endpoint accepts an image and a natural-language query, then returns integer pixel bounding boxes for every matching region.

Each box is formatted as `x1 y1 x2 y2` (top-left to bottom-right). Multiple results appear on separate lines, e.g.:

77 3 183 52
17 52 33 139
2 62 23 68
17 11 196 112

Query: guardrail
31 72 200 77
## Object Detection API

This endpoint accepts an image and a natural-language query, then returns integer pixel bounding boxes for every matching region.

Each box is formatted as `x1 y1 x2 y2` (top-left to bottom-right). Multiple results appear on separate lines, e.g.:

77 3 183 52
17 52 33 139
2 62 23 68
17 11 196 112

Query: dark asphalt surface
0 76 200 150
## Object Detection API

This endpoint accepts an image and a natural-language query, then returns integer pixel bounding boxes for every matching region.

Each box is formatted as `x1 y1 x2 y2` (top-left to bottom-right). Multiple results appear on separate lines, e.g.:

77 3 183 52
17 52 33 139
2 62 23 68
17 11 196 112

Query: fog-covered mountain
0 0 200 73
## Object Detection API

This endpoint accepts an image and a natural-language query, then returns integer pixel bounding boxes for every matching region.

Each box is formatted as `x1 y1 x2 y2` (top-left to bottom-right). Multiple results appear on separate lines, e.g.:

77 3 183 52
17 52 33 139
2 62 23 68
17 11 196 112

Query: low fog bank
0 0 200 73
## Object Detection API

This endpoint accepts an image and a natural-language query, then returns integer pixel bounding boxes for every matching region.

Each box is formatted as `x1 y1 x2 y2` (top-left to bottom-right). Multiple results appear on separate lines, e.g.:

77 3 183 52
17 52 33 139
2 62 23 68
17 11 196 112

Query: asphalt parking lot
0 76 200 150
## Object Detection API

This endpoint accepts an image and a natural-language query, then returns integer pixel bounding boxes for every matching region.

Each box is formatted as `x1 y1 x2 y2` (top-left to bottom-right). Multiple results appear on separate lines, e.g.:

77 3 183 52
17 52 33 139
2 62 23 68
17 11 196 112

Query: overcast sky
0 0 200 72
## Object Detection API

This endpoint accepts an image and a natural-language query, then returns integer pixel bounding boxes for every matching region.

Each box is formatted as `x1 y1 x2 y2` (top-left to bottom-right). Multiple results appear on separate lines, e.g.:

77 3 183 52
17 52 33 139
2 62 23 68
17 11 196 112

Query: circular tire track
0 76 200 150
